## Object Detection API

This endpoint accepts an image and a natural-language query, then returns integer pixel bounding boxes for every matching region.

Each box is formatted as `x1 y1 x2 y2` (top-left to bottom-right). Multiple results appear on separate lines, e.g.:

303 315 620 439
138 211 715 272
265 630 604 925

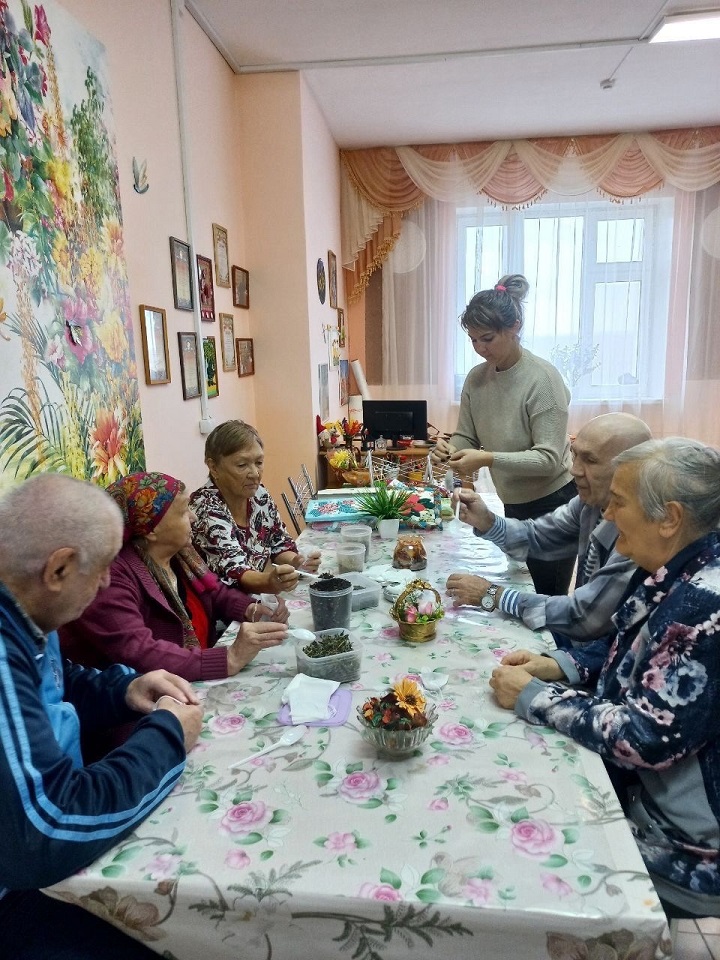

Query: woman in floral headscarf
61 472 288 683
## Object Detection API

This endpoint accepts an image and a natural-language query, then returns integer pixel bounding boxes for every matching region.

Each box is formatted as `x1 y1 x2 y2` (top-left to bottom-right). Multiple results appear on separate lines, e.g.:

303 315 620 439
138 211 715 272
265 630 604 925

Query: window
454 197 675 402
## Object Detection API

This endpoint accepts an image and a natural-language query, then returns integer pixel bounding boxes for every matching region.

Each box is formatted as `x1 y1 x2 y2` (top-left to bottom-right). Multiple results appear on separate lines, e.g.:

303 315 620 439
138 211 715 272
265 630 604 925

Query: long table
46 518 672 959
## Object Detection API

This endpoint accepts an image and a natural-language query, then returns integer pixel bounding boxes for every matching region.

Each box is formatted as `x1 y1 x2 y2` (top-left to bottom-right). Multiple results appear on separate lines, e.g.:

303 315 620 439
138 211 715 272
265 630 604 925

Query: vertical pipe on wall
170 0 210 424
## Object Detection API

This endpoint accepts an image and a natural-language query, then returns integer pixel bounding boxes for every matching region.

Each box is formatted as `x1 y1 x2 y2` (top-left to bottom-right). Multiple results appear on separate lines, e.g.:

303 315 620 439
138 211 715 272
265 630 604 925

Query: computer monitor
362 400 428 445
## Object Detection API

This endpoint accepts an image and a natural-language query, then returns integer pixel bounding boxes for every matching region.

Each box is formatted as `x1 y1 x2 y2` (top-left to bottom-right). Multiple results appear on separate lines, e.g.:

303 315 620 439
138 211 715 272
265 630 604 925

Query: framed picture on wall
339 358 349 406
169 237 193 311
219 313 236 371
203 336 219 398
178 332 201 399
232 265 249 309
337 307 346 348
196 254 215 321
318 362 329 420
328 249 337 308
212 223 230 288
139 304 170 385
236 337 255 377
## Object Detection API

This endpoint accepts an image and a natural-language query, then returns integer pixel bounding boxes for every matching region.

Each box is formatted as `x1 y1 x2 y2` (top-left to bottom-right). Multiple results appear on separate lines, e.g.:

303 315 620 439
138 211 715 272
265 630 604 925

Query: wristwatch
480 585 500 612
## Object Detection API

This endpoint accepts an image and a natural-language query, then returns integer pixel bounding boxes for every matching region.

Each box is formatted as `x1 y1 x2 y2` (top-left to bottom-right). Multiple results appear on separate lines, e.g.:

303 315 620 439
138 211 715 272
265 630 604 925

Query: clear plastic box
344 571 381 610
295 629 362 682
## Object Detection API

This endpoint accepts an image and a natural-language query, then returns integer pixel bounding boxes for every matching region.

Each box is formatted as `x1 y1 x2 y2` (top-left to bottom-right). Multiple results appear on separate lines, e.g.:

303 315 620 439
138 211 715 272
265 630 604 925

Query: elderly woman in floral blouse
490 437 720 919
190 420 321 595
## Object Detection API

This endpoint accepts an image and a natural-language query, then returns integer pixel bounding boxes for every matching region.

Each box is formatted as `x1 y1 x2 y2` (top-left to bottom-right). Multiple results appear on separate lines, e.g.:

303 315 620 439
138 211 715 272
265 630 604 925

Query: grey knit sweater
449 348 572 504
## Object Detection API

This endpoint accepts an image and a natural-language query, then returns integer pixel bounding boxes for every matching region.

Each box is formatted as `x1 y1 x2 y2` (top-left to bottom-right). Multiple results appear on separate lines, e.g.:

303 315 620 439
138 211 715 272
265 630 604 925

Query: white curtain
378 185 720 444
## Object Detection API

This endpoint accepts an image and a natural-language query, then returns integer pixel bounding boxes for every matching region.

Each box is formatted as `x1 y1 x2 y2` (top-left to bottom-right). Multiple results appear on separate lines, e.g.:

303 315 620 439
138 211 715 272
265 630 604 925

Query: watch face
481 594 494 611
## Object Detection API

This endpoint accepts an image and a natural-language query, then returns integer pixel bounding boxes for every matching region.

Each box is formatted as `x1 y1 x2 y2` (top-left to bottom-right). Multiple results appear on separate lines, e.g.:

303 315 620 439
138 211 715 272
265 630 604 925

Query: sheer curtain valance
341 127 720 302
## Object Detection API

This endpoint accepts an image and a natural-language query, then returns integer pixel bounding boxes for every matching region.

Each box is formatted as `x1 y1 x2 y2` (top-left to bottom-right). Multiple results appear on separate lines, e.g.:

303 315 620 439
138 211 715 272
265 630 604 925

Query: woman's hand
265 563 299 593
501 650 566 682
227 621 288 674
247 596 290 624
489 665 534 710
448 448 493 477
430 437 456 465
294 550 321 573
446 573 495 607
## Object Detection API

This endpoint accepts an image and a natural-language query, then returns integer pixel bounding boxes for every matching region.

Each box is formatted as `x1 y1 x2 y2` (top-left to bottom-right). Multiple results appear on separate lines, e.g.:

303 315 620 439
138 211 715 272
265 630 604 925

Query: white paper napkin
281 675 340 723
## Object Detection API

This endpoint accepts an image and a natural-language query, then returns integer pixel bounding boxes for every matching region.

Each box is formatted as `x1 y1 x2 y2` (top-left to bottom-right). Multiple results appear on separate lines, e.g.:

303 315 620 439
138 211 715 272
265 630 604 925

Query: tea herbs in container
295 627 362 682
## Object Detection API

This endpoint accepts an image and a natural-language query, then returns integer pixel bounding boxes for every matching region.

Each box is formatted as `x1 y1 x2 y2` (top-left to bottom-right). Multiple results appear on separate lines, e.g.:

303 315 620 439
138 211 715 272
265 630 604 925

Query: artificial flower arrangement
340 417 363 439
357 678 437 757
328 447 358 471
390 578 444 642
361 678 429 730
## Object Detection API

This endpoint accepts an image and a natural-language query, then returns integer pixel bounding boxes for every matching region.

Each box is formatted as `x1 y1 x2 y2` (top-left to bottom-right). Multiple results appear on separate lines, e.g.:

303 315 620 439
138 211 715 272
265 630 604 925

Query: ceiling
186 0 720 149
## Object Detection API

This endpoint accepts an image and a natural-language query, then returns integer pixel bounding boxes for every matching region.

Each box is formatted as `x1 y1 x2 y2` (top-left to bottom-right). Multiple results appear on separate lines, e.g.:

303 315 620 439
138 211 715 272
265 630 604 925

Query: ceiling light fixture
649 10 720 42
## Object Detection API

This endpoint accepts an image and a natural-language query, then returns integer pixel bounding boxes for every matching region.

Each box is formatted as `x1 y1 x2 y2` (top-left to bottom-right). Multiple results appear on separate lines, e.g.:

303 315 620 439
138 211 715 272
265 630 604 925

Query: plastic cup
340 524 372 562
309 578 353 631
259 593 279 621
336 542 365 574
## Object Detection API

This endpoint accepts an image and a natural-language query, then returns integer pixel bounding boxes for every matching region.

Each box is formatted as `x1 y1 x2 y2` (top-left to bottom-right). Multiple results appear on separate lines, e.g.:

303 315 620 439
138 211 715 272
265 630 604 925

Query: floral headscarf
106 471 217 649
107 472 182 543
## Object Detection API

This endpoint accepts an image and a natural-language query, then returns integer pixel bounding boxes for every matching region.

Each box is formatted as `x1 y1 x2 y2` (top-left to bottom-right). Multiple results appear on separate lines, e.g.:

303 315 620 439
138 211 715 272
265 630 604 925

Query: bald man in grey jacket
446 413 651 646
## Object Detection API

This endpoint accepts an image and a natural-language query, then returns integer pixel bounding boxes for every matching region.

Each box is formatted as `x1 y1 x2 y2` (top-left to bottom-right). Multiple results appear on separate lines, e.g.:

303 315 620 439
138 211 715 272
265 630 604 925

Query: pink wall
57 0 345 507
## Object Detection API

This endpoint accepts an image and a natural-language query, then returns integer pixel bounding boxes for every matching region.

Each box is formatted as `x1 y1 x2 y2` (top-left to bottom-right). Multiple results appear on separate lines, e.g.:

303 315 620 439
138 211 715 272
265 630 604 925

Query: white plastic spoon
229 725 308 771
287 628 316 643
420 671 449 697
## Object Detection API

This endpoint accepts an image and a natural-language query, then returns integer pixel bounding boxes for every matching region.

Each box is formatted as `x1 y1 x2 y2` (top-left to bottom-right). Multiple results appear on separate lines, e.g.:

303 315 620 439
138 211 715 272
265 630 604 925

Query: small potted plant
389 578 444 642
357 678 437 758
355 482 411 539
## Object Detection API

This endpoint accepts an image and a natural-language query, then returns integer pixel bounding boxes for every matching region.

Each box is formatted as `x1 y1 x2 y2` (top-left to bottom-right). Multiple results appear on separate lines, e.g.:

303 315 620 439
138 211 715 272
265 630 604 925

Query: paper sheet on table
281 674 340 723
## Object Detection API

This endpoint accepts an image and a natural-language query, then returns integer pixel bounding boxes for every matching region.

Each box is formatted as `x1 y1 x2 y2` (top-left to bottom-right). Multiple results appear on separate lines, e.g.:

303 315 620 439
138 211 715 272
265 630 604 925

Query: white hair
613 438 720 531
0 473 123 577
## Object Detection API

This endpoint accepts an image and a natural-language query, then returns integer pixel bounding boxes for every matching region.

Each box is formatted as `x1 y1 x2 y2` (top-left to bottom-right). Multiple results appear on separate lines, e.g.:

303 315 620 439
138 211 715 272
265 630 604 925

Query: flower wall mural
0 0 144 489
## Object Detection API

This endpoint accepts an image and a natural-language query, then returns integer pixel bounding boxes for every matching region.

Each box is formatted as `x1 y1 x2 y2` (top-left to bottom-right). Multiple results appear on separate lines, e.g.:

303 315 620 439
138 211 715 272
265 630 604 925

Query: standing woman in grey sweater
432 274 576 596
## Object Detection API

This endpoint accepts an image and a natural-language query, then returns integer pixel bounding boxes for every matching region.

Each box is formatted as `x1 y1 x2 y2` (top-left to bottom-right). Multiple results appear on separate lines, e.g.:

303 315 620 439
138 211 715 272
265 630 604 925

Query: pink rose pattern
358 882 403 902
510 819 559 858
208 714 247 736
337 771 386 804
220 800 273 836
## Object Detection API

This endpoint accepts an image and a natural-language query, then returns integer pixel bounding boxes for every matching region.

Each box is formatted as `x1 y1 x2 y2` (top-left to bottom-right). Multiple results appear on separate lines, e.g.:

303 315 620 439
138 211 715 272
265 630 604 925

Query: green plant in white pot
356 482 411 539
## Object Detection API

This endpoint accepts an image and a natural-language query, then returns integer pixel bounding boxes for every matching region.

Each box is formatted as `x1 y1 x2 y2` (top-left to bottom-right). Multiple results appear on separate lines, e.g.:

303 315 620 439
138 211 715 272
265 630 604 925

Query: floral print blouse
190 479 297 587
516 531 720 908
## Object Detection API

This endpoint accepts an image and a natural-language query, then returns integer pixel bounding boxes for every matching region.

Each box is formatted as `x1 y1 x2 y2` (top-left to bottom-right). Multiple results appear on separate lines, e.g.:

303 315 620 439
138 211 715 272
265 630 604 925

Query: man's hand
125 670 200 714
501 650 566 682
489 665 534 710
446 573 496 607
430 437 456 465
452 489 495 532
153 696 203 752
227 621 288 674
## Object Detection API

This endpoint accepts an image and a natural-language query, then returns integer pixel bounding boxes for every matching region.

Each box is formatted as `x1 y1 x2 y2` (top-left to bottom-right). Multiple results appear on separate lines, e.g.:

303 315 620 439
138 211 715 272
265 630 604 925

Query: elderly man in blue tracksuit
0 472 203 959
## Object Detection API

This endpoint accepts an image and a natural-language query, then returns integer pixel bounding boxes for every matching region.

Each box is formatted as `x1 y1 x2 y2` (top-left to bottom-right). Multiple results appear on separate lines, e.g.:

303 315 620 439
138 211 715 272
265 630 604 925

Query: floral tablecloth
47 520 671 960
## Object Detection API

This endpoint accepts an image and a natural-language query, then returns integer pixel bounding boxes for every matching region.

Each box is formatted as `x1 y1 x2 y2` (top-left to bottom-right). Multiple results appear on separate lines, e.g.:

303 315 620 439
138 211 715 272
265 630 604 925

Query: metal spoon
229 725 308 770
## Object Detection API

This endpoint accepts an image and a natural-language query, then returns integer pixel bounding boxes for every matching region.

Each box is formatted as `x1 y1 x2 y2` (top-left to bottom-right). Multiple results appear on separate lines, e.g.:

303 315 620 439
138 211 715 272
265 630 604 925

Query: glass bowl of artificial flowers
389 579 444 642
357 678 437 758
